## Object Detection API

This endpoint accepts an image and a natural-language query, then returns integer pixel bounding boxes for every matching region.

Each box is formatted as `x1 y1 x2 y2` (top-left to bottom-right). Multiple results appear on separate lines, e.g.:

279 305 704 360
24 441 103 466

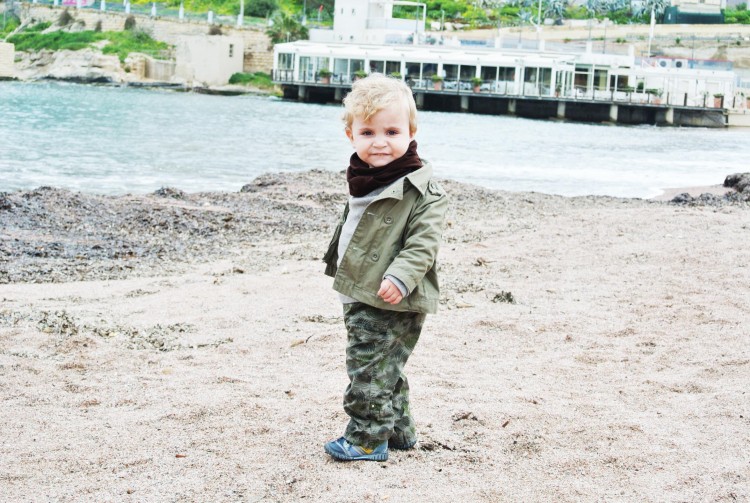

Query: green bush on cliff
1 15 21 37
7 29 170 62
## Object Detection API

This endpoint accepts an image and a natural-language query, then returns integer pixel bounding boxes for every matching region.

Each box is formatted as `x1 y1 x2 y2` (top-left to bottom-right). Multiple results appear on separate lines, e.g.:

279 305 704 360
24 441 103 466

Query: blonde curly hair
342 73 418 135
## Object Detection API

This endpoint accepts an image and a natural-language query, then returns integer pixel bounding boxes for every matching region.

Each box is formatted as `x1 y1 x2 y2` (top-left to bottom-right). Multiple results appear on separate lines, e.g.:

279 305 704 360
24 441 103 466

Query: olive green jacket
323 162 448 314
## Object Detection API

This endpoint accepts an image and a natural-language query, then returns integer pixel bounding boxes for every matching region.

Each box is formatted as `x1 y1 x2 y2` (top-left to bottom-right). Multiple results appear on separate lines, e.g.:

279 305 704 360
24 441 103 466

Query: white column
100 0 106 11
179 1 184 20
208 11 214 24
151 2 156 16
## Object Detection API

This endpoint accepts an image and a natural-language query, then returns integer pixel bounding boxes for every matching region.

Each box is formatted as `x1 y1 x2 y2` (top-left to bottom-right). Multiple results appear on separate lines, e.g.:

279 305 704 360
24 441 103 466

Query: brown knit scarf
346 140 423 197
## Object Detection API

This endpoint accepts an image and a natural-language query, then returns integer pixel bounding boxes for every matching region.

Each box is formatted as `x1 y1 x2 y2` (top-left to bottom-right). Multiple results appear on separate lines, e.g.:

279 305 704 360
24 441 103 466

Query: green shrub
9 29 170 63
28 21 52 32
228 72 274 88
246 0 278 17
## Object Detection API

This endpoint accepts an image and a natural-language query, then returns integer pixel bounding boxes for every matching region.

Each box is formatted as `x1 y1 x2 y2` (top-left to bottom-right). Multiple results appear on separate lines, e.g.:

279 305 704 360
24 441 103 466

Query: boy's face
346 102 414 168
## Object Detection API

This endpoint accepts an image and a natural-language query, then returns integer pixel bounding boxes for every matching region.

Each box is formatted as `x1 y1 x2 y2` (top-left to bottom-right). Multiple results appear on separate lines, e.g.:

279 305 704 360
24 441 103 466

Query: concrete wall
0 42 14 78
175 35 243 85
17 3 273 72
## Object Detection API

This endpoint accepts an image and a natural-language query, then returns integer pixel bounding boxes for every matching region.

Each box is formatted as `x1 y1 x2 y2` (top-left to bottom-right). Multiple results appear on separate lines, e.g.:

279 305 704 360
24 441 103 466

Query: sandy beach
1 171 748 502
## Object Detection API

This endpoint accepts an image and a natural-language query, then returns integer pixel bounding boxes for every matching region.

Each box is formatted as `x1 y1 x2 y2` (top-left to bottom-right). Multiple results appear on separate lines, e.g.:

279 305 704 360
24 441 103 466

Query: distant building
174 35 244 86
273 0 741 113
664 0 725 24
0 42 14 79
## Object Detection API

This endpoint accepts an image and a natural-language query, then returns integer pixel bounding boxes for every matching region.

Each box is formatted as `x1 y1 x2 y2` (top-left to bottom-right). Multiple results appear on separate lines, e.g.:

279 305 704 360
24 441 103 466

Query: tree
266 11 309 44
246 0 278 18
545 0 568 24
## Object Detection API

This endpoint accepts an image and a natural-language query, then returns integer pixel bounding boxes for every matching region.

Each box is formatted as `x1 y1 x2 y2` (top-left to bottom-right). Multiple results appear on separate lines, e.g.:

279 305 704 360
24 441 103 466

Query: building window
278 53 294 70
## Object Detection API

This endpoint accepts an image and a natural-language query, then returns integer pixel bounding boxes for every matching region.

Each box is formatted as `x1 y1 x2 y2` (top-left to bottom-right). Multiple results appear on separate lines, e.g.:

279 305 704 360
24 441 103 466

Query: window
594 69 608 90
443 64 458 80
481 66 497 81
498 66 515 82
334 58 349 78
298 56 313 81
278 53 294 70
370 60 385 73
459 65 476 81
350 59 365 74
385 61 400 75
405 62 421 81
421 63 437 78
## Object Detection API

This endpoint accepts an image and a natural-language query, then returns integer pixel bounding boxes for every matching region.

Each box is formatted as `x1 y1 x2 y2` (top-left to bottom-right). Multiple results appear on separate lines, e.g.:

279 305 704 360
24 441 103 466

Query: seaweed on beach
0 171 345 284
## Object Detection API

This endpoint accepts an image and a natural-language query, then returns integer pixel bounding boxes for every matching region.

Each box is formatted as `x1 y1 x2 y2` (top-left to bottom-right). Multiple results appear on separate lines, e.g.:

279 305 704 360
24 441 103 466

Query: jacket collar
374 160 432 201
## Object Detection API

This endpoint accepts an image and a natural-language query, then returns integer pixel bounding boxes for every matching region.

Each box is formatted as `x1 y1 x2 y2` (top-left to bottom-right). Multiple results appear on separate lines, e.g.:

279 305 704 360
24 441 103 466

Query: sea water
1 80 747 198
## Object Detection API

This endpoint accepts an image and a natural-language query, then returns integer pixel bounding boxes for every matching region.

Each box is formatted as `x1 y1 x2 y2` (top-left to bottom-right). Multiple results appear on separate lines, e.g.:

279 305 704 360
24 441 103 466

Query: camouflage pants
342 302 427 449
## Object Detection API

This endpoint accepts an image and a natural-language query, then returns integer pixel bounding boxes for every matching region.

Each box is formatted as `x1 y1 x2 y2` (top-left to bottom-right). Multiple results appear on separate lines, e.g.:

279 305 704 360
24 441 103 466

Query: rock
670 193 694 204
15 49 127 84
724 172 750 193
697 193 722 206
153 187 186 199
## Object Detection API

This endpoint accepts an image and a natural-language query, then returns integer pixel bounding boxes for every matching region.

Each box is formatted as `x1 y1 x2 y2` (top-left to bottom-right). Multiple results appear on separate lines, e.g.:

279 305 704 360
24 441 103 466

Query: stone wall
0 42 15 78
17 3 273 73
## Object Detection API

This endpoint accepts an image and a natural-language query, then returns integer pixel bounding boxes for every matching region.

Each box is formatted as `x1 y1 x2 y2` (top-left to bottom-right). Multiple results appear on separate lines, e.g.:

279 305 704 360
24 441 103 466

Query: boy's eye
361 130 373 136
386 130 399 136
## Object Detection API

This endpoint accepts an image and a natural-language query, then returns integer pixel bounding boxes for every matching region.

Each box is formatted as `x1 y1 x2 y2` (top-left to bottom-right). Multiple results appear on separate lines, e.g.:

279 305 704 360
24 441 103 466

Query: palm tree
266 11 309 45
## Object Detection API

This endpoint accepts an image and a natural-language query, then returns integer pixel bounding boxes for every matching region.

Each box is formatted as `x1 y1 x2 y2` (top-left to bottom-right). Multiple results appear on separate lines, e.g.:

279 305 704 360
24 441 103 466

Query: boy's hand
378 278 403 305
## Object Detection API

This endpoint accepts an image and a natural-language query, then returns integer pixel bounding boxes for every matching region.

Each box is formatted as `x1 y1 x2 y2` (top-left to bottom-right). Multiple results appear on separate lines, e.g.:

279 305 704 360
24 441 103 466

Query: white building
175 35 244 86
273 0 740 110
0 42 15 79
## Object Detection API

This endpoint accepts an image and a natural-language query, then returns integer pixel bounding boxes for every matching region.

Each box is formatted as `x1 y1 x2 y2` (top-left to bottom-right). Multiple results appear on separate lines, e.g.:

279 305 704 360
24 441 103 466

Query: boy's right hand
377 278 403 305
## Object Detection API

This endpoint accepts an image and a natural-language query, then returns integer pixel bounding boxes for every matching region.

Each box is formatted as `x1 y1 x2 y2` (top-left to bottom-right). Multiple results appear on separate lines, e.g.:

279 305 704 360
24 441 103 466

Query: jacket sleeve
384 184 448 293
322 203 349 278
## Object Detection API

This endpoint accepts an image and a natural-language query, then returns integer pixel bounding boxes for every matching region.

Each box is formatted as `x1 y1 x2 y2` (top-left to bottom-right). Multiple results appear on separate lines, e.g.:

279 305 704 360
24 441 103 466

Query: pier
277 79 728 128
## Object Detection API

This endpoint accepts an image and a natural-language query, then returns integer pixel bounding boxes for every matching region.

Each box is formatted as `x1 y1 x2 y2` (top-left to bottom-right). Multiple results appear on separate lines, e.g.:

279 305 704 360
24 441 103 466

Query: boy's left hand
378 279 403 305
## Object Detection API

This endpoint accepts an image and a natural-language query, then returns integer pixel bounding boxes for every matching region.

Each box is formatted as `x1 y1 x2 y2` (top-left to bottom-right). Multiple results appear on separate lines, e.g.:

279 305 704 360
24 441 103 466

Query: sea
1 80 748 198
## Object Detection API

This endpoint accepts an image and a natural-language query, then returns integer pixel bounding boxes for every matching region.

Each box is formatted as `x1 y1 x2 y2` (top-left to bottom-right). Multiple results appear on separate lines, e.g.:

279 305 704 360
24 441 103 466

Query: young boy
322 74 448 462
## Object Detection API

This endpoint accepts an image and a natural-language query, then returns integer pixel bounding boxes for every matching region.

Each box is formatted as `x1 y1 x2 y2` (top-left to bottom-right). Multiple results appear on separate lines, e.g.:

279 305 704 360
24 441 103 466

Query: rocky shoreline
2 170 748 285
10 48 271 94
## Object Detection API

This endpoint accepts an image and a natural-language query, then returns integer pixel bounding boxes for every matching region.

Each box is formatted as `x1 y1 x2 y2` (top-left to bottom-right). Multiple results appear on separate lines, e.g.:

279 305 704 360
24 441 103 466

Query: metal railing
16 0 268 27
272 70 741 109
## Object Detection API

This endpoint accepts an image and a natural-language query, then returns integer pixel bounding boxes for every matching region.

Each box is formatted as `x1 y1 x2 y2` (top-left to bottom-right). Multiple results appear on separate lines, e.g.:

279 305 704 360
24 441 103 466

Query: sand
1 171 748 502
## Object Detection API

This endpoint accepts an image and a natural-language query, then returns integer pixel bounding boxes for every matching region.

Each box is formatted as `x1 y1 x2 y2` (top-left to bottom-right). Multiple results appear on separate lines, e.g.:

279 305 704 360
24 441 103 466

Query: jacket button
384 216 393 224
371 253 379 261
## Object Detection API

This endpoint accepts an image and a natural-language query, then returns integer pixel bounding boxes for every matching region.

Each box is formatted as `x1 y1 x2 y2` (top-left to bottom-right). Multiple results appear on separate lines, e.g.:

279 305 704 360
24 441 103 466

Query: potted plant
389 71 402 80
646 88 663 105
353 69 367 81
713 93 724 108
431 74 444 91
318 68 332 84
471 77 483 93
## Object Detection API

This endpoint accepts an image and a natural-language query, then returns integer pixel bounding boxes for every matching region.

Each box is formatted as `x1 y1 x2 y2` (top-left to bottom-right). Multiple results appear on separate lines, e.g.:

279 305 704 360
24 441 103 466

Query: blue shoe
324 437 388 461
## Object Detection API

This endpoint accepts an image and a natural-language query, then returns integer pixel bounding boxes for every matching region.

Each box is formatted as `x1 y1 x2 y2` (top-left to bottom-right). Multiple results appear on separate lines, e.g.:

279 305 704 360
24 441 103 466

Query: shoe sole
324 444 388 462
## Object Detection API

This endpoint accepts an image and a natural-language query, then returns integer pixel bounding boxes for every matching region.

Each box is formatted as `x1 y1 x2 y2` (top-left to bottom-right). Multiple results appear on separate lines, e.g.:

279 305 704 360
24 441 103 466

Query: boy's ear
345 128 354 142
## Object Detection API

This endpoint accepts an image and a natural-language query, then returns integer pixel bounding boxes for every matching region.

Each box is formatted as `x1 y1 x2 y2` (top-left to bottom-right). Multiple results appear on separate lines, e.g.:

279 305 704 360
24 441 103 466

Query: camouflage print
342 302 427 449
